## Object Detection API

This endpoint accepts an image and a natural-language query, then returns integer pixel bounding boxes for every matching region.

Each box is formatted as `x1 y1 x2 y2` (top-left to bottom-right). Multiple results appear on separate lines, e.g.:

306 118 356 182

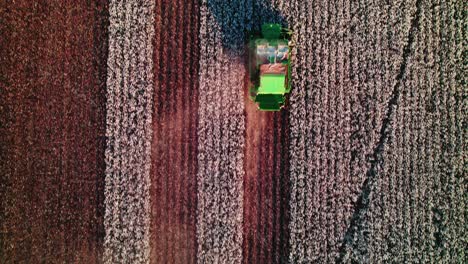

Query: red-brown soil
0 1 108 263
150 0 199 263
260 63 287 75
242 79 291 264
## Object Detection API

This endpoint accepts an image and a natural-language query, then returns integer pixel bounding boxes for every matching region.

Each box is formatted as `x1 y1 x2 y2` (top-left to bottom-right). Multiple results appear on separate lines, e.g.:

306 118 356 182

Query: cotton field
0 0 464 263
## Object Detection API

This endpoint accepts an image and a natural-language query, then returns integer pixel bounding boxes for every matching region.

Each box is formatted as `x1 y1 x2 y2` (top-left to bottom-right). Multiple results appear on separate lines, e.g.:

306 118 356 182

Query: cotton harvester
248 23 293 111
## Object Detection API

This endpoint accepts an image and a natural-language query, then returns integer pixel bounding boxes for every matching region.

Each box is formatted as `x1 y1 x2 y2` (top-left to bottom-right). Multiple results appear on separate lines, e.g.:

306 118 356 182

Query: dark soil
0 1 109 263
150 0 200 263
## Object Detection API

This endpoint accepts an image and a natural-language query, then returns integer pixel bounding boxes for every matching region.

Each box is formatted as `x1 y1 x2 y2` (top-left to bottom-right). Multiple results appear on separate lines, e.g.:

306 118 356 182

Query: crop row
196 1 251 263
103 1 155 263
286 0 465 262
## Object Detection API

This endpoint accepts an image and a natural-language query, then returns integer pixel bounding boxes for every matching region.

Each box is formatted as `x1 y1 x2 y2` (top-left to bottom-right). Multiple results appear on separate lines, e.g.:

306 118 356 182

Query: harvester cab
248 23 293 111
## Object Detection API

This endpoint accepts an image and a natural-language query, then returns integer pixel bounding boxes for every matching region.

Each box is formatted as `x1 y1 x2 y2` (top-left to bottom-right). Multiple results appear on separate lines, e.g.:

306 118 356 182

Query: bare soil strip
242 106 291 264
0 1 108 262
150 0 200 263
103 1 155 262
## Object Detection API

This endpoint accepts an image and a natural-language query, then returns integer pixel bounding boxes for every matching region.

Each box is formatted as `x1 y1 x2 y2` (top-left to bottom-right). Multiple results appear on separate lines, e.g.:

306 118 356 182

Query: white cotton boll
103 1 155 263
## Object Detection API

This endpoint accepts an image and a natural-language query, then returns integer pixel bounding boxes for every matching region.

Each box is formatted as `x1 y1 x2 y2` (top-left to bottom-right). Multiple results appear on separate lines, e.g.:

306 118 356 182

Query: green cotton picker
248 23 293 111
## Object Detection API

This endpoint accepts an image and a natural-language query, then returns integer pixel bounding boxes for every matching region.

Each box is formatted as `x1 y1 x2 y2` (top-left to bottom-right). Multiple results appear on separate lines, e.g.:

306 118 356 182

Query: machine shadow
206 0 288 55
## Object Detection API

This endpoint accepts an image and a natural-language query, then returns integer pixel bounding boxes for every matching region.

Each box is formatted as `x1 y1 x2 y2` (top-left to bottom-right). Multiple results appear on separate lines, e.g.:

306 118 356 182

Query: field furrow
149 0 200 263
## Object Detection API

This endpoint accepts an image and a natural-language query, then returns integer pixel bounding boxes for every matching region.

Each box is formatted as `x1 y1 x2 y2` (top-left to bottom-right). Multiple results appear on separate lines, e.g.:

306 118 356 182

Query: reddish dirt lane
243 83 291 264
0 1 108 263
150 0 199 263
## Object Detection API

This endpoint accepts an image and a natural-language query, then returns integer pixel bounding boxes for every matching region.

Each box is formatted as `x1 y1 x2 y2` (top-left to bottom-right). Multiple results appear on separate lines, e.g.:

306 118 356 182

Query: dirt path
0 1 108 263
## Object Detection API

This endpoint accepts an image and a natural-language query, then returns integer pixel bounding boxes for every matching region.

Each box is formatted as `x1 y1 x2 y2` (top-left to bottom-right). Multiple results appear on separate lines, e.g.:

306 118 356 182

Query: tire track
103 1 155 262
336 0 423 261
165 0 178 261
363 0 389 257
1 0 465 262
373 0 392 259
340 0 465 261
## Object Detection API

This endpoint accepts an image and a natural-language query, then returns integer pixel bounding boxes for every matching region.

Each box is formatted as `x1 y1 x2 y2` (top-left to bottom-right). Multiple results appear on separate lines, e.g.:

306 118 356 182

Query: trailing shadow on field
206 0 288 55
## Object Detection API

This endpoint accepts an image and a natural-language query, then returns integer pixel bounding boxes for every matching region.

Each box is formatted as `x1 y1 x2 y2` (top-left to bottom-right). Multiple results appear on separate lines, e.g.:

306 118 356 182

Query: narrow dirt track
242 1 292 263
0 1 108 263
243 103 291 264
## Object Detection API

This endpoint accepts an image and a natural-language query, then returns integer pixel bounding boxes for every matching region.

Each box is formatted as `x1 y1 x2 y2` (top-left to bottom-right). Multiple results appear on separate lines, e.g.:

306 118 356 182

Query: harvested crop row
196 1 247 263
150 0 200 263
0 1 108 263
103 1 155 263
1 0 464 263
242 1 292 264
242 109 291 264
